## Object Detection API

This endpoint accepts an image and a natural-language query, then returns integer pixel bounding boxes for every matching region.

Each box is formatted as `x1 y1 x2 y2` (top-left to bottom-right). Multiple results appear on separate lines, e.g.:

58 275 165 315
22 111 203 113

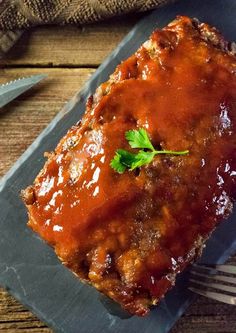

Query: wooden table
0 15 236 333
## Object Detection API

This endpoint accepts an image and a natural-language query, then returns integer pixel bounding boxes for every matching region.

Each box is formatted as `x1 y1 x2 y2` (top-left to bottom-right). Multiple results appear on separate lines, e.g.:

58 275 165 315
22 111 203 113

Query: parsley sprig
110 128 189 174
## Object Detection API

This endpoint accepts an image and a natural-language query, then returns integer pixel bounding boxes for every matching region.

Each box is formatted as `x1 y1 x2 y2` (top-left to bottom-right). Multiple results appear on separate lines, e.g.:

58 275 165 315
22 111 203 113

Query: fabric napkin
0 0 174 56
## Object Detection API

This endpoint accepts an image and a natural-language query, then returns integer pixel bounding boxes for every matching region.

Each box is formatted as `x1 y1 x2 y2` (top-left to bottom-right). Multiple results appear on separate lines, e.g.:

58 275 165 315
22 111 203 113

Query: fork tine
189 286 236 305
190 270 236 285
193 264 236 275
190 278 236 294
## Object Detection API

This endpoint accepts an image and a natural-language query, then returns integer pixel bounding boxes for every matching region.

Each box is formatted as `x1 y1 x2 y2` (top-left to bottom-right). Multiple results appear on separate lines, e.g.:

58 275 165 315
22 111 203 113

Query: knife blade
0 74 47 108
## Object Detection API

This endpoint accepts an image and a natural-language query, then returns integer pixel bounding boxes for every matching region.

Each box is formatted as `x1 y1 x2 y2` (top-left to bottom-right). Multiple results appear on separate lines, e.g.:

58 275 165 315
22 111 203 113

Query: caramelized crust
22 16 236 316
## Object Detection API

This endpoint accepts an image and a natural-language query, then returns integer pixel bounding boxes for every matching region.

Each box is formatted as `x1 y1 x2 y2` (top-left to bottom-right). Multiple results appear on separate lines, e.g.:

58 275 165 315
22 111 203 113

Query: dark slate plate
0 0 236 332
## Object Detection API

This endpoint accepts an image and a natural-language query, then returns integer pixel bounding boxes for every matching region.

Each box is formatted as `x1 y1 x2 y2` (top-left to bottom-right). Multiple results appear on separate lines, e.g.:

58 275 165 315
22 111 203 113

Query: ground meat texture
22 16 236 316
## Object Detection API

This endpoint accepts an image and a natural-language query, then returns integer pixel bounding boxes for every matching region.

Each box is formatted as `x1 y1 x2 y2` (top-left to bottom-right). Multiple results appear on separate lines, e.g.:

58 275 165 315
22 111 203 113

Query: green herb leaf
130 151 155 170
110 149 137 173
126 128 155 151
110 151 127 174
110 128 189 174
117 149 137 168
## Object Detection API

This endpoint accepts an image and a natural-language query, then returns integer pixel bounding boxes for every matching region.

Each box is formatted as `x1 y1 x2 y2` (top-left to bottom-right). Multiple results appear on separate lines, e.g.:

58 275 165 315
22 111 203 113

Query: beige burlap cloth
0 0 173 56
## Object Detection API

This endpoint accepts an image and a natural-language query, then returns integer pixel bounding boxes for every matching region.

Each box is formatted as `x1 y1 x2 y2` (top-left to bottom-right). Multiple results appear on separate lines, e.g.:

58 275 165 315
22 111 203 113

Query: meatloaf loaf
22 16 236 316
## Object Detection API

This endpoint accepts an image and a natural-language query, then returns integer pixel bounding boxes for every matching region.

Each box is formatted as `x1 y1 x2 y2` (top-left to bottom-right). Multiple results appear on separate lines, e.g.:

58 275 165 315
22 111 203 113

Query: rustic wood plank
0 67 95 177
0 289 52 332
0 16 140 68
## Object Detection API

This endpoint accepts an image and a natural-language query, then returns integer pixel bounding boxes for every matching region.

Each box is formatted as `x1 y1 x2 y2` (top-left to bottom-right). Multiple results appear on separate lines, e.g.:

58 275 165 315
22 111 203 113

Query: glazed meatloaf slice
22 16 236 316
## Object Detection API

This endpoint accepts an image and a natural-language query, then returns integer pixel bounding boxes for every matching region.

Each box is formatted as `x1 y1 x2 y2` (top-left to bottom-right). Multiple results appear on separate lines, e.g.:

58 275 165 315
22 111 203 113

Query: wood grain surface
0 17 139 68
0 15 236 333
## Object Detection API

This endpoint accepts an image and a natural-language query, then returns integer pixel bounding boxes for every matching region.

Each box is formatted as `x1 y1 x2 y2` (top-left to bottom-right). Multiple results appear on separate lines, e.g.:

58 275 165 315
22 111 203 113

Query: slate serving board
0 0 236 332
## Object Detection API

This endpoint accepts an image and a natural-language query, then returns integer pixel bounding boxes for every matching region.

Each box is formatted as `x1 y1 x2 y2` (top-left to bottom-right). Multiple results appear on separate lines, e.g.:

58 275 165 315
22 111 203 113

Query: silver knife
0 74 47 108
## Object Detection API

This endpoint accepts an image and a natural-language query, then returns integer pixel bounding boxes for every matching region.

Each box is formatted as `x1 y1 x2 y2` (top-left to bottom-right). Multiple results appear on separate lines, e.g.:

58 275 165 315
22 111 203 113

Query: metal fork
189 264 236 305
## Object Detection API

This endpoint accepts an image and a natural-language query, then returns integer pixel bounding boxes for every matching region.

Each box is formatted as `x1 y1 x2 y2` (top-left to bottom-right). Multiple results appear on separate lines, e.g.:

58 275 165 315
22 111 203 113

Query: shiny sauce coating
23 17 236 315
